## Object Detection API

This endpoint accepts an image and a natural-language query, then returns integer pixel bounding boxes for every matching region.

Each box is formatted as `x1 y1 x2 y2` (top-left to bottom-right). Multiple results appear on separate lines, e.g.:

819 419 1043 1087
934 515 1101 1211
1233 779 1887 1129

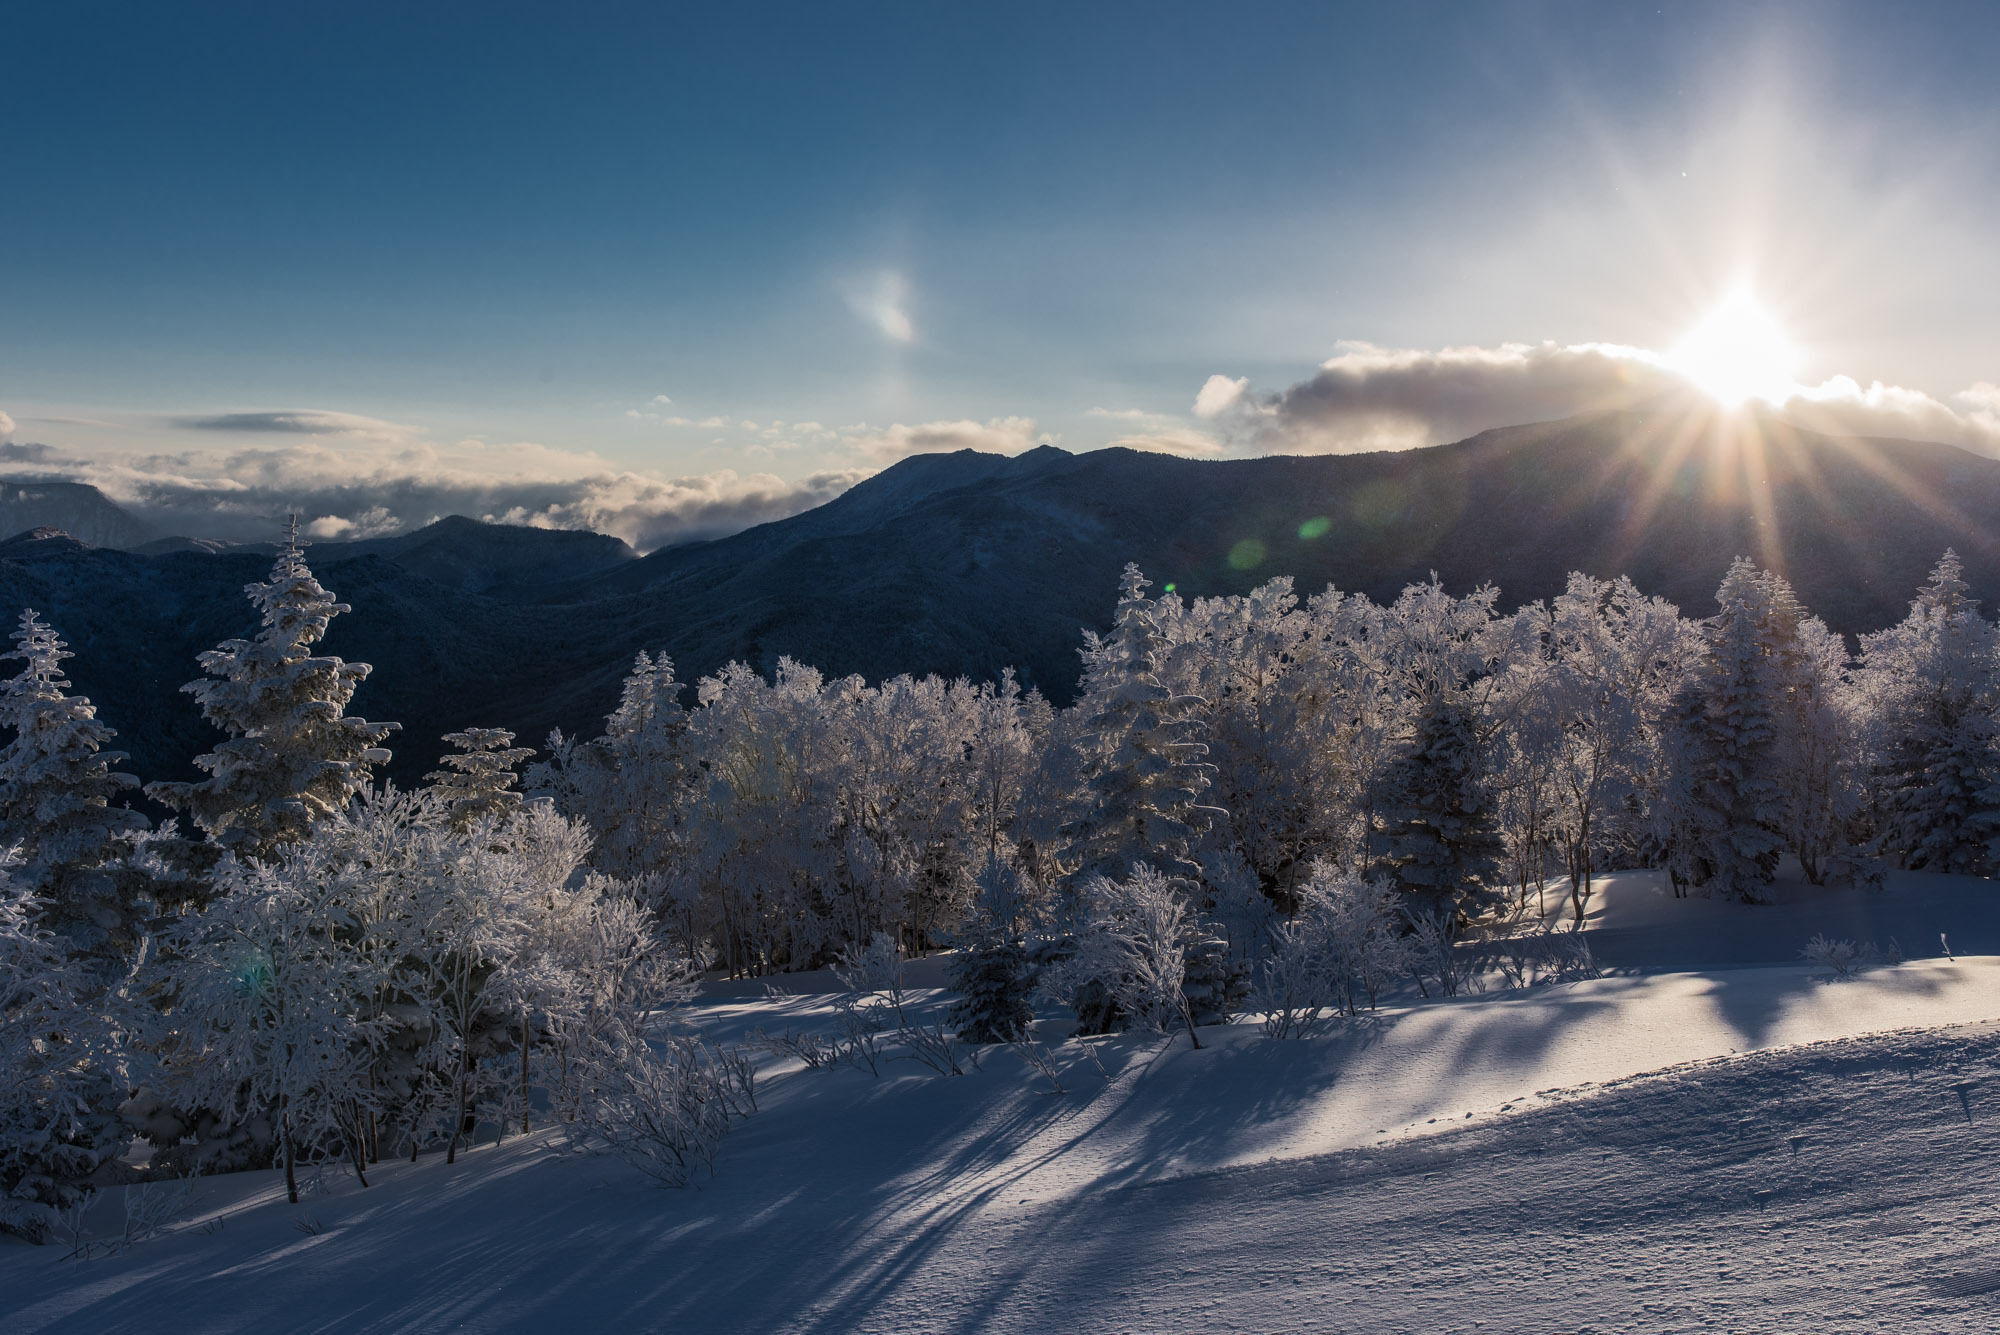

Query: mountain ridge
6 409 2000 791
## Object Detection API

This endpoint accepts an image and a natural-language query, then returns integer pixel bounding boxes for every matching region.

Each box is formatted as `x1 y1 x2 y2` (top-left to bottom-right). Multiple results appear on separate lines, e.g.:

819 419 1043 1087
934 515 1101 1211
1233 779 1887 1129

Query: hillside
4 868 1998 1333
7 408 2000 786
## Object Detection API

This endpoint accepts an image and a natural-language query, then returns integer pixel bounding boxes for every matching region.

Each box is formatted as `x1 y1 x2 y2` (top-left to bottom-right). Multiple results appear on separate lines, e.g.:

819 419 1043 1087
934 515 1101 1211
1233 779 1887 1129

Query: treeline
3 526 1995 1239
536 552 1992 974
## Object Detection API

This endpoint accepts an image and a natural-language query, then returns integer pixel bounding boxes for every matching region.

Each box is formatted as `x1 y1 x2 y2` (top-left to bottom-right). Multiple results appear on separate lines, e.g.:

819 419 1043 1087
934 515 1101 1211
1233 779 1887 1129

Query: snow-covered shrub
1049 863 1201 1043
949 939 1034 1044
1801 933 1866 979
1406 906 1474 999
1493 928 1601 989
1255 862 1406 1037
568 1009 755 1187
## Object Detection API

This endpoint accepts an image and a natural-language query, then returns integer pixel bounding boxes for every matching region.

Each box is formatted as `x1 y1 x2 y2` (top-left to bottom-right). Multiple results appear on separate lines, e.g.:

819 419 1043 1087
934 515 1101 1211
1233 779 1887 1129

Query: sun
1665 290 1801 408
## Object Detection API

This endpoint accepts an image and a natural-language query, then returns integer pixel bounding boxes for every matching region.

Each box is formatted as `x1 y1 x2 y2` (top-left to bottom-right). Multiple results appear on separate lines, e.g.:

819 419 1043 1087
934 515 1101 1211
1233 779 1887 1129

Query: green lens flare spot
1226 538 1267 570
1163 582 1176 593
1298 515 1331 540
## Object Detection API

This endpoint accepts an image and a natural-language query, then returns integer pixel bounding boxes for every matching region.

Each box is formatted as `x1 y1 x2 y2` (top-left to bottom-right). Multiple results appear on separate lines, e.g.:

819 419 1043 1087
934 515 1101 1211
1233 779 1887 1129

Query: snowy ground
7 872 2000 1333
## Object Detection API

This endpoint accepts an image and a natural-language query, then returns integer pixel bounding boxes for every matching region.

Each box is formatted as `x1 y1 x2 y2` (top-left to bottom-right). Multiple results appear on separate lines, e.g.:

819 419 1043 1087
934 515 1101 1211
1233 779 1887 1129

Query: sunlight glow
1665 291 1801 408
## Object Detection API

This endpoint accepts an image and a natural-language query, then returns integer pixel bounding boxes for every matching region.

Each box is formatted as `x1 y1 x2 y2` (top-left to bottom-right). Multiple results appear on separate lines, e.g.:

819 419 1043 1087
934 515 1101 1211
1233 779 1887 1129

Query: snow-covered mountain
7 407 2000 789
0 480 157 550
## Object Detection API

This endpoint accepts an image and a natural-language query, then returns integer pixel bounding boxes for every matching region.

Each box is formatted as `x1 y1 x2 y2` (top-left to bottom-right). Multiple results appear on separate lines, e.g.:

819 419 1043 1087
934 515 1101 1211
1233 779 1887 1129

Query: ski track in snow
5 948 2000 1334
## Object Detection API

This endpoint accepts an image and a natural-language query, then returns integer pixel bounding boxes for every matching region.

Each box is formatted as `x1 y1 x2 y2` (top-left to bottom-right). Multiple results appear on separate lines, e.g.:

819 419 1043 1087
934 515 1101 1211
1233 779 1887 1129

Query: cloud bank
1203 342 2000 458
0 427 868 552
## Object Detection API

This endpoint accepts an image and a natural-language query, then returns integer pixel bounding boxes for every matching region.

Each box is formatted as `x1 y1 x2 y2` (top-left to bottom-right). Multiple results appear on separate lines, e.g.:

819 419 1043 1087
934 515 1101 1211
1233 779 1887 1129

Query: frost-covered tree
1654 560 1861 899
0 609 149 960
147 524 398 859
0 857 131 1242
947 856 1037 1044
1512 575 1700 922
532 651 694 878
426 728 534 830
1373 697 1506 917
1664 559 1795 901
1064 565 1220 881
1854 551 2000 873
158 841 391 1201
1366 578 1516 920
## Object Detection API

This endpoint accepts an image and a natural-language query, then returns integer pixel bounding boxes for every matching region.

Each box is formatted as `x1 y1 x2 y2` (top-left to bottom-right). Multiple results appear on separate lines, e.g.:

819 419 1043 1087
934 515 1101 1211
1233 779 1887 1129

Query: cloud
171 409 422 444
1200 340 2000 459
0 434 871 553
1101 427 1227 458
1192 375 1249 419
845 416 1048 462
0 410 13 441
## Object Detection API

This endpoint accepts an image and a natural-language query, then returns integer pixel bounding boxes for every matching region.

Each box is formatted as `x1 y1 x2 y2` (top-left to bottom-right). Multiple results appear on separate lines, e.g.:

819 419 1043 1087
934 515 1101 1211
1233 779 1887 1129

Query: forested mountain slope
5 408 2000 787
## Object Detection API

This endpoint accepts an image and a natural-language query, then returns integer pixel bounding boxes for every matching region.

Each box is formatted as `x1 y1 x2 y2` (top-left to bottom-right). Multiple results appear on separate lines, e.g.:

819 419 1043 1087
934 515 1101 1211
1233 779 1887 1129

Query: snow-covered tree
0 856 130 1242
1653 560 1861 900
1373 696 1506 917
147 524 398 859
532 651 694 878
426 728 533 830
1064 565 1221 881
947 856 1036 1044
1854 551 2000 873
0 609 149 961
156 840 391 1202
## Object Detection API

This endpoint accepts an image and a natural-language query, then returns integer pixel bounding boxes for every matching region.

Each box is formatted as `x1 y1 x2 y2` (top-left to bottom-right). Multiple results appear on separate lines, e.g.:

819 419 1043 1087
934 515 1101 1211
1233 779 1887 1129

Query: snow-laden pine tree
1366 577 1514 920
147 524 397 859
1854 551 2000 872
1668 559 1798 901
1064 565 1221 882
947 856 1036 1044
0 609 149 961
426 728 534 830
1372 696 1507 917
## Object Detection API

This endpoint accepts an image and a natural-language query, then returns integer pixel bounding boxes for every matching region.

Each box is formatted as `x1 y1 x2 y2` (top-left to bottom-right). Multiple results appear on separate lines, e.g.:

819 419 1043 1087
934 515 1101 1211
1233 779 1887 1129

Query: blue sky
3 2 1998 546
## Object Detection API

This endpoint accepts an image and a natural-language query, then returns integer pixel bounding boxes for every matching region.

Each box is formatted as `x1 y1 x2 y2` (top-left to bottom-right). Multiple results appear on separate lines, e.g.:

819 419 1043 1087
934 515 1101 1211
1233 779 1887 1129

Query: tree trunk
520 1014 533 1135
281 1109 299 1206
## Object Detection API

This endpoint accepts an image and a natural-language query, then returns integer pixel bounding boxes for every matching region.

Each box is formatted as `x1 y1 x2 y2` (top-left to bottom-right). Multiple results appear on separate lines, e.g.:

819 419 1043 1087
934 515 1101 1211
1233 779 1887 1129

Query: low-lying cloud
846 416 1049 462
0 431 869 552
1205 341 2000 457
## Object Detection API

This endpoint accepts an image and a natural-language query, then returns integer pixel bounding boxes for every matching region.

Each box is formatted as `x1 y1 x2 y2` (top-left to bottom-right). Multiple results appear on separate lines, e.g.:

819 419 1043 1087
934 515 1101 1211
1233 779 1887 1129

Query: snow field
6 954 1998 1333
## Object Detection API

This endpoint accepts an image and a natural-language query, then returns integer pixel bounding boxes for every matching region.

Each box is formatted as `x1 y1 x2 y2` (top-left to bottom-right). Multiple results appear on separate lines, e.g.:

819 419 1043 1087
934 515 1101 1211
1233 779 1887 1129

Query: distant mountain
0 480 157 549
6 409 2000 793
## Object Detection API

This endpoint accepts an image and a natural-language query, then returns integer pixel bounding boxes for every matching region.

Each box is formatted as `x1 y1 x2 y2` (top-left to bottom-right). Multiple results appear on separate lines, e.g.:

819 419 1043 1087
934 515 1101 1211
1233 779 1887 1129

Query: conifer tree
1856 551 2000 872
1674 559 1798 901
147 520 398 859
427 728 534 830
1373 696 1506 918
0 609 149 958
1064 564 1220 880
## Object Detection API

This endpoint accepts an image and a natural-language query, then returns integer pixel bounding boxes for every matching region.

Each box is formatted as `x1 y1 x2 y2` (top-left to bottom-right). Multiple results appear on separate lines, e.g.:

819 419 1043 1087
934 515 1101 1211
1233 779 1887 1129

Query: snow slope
6 948 1999 1334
